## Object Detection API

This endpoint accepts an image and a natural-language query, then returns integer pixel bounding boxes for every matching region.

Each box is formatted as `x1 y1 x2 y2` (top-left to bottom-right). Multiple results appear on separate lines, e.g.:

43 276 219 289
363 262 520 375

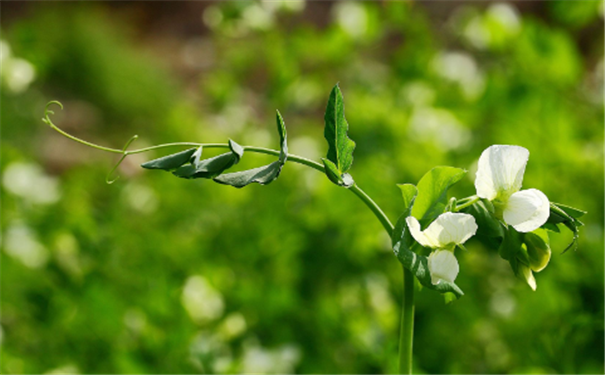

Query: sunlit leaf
324 84 355 173
412 166 466 227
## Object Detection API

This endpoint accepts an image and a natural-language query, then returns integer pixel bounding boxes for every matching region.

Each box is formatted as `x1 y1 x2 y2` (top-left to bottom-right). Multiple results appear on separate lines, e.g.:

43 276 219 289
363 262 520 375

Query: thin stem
455 195 480 211
399 266 415 374
348 184 394 235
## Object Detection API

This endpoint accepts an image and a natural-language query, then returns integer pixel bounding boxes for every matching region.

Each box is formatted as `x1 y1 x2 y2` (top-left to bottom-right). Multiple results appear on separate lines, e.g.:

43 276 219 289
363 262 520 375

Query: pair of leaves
174 140 244 179
141 139 244 180
392 167 467 300
215 111 287 188
545 202 586 253
322 84 356 188
141 111 288 188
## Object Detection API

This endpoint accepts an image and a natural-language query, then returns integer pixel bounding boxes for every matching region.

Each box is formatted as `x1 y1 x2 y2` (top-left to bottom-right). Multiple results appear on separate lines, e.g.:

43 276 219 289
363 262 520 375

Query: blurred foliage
1 1 603 374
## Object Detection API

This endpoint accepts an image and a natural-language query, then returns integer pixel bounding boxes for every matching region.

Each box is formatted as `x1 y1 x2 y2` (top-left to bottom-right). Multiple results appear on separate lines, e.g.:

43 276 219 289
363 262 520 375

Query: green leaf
322 158 354 188
411 166 466 227
173 140 244 179
141 148 197 170
213 112 288 188
392 184 418 247
554 202 586 219
214 161 283 188
276 110 288 164
324 84 356 173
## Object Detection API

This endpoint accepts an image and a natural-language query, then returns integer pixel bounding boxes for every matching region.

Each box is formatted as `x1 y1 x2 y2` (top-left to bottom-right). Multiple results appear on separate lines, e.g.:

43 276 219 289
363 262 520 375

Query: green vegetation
1 1 603 373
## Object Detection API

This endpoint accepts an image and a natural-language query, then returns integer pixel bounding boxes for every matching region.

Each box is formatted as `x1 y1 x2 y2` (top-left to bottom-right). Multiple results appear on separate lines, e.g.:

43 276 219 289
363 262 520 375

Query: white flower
428 250 459 285
475 145 550 232
406 212 478 285
406 212 478 249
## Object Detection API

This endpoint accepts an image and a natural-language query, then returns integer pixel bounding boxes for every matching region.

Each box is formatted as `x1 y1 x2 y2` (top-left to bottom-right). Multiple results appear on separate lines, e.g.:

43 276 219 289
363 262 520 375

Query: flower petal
428 250 459 285
406 216 438 248
475 145 529 200
423 212 478 247
503 189 550 232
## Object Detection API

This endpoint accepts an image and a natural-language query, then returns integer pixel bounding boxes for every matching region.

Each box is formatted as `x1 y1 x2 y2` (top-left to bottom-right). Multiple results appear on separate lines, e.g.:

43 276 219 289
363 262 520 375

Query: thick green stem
399 266 415 374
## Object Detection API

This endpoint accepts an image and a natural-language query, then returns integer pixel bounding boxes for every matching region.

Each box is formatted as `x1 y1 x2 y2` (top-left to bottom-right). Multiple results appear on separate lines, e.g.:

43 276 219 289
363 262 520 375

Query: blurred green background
1 1 603 373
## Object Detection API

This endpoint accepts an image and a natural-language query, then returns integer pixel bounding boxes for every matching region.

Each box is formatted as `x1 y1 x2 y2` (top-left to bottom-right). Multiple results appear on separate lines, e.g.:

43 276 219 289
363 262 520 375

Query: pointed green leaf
411 166 466 226
554 202 586 219
322 158 354 188
141 148 197 170
324 84 355 173
173 140 244 179
214 161 282 188
276 110 288 164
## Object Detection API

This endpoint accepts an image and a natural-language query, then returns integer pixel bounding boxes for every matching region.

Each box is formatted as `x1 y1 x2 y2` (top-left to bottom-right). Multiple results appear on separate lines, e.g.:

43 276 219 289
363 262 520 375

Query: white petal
423 212 478 247
428 250 459 285
503 189 550 233
475 145 529 200
406 216 438 248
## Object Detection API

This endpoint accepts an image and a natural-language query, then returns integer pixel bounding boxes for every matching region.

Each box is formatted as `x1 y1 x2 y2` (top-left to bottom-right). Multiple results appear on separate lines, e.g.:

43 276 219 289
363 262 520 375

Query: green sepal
173 140 244 179
392 182 463 299
213 111 288 188
411 166 466 228
499 226 523 261
461 199 504 249
322 158 354 188
324 84 355 174
141 148 197 170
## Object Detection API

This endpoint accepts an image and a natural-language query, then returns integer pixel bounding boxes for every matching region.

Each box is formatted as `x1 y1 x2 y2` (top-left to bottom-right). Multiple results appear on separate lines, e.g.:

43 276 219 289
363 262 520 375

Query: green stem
44 103 415 373
455 195 480 211
399 265 415 374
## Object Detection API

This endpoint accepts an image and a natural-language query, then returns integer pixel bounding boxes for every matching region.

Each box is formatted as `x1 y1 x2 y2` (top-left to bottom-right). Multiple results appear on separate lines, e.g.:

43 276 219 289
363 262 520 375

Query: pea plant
42 84 585 373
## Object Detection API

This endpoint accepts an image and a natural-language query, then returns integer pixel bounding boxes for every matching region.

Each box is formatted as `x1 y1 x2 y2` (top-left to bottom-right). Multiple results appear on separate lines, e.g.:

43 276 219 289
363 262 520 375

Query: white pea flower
406 212 478 285
427 250 459 285
475 145 550 233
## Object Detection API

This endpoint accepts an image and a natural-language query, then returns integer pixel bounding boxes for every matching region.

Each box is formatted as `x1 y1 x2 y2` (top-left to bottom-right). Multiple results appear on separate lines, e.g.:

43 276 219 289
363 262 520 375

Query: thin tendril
106 135 139 184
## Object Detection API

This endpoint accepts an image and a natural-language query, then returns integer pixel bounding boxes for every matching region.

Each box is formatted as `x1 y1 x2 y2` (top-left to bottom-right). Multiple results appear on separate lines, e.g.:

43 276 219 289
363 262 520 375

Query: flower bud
516 262 537 291
524 231 551 272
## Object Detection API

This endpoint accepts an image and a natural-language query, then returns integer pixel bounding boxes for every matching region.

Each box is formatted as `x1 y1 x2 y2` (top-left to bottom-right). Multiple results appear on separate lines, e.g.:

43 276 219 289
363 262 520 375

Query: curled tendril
106 135 139 184
42 100 142 184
